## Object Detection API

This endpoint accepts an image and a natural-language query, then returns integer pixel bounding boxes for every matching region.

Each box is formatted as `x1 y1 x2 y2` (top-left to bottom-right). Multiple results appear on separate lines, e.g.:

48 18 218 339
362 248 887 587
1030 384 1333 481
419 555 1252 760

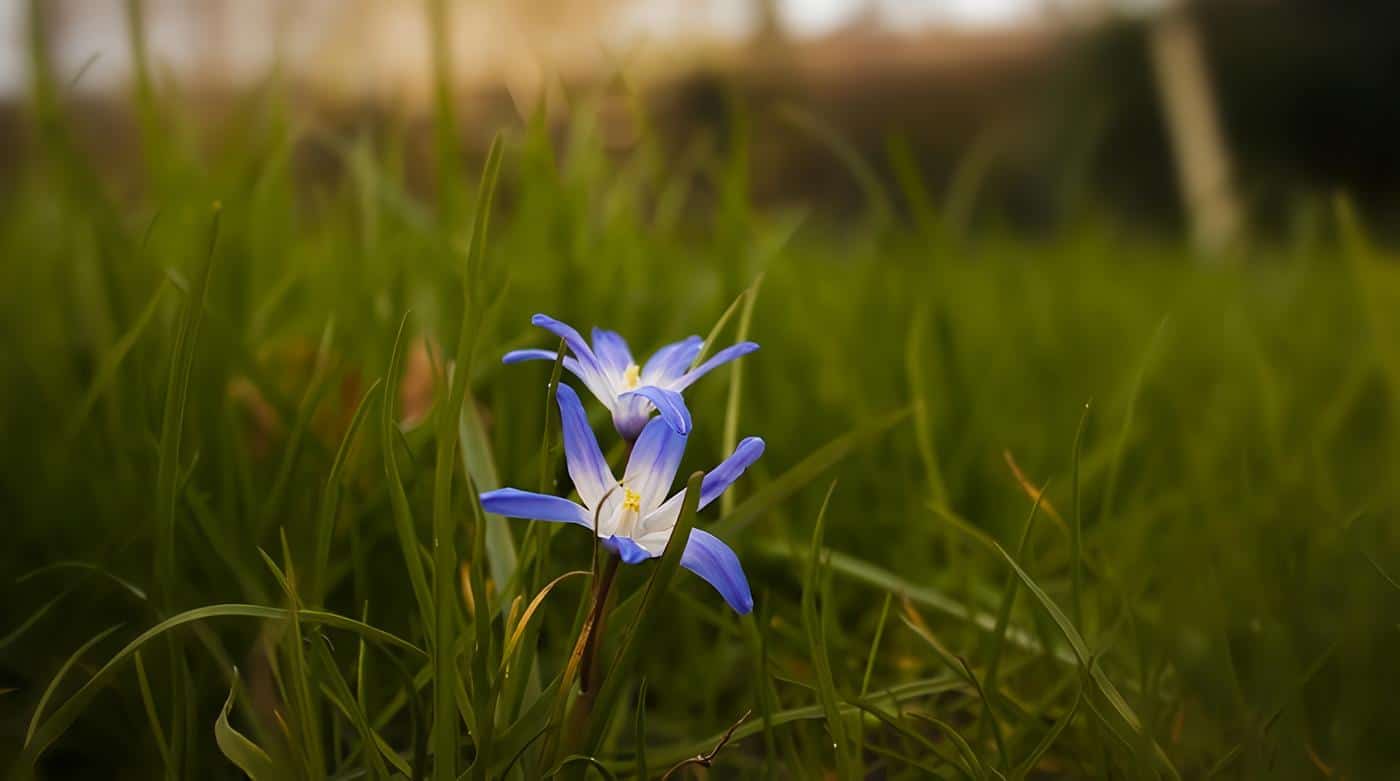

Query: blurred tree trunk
1149 4 1241 254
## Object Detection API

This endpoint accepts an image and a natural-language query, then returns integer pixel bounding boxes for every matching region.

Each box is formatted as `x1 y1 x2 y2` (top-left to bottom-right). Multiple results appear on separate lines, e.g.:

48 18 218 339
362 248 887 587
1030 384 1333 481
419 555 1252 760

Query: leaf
215 675 282 781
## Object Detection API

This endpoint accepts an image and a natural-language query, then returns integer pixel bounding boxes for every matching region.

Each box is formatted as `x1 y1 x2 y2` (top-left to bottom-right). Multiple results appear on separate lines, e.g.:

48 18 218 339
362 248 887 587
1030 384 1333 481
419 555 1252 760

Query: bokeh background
4 1 1400 778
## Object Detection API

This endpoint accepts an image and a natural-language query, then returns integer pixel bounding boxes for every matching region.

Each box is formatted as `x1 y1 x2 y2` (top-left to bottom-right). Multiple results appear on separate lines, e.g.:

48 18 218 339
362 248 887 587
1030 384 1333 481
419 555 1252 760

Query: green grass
4 8 1400 779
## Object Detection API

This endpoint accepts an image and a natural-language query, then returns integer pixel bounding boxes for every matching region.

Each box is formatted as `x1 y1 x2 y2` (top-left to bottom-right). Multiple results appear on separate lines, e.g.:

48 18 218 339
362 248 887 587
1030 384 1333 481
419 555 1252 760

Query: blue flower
480 383 763 614
503 314 758 441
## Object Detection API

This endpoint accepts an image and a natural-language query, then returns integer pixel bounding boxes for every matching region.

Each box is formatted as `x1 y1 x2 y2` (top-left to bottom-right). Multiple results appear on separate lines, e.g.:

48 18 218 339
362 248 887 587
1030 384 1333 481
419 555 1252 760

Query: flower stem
579 553 621 694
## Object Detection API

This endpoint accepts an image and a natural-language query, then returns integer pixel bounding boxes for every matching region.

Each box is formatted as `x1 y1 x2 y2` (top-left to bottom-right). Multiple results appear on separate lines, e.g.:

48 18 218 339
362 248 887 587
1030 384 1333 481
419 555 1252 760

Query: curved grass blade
1012 685 1082 780
215 675 283 781
721 272 763 515
802 482 857 779
23 623 124 746
314 379 383 604
382 313 434 634
65 278 167 438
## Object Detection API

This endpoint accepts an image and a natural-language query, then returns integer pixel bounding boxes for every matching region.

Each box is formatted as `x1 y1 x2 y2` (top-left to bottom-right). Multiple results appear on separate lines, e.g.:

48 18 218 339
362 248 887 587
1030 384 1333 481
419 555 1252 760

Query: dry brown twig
660 709 753 780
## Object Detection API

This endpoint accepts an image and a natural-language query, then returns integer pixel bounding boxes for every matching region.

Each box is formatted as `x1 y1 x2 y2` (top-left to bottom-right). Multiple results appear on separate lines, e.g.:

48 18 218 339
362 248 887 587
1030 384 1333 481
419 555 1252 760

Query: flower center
622 487 641 513
622 363 641 389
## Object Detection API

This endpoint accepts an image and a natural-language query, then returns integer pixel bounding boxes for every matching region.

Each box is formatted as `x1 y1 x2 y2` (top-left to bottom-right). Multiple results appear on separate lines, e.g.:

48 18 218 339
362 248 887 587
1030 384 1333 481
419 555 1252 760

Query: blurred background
5 0 1399 242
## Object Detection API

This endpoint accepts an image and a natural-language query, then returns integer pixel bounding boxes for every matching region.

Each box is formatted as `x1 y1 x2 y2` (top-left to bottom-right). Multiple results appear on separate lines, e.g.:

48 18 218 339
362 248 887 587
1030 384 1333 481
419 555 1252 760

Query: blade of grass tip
20 603 423 767
690 283 750 370
155 202 219 608
281 532 326 778
23 624 124 747
258 317 339 537
583 471 706 753
312 636 390 780
802 482 857 780
314 379 383 605
457 134 505 781
1071 401 1091 629
633 678 648 781
133 650 175 779
1101 319 1167 528
716 406 912 538
984 483 1046 691
1012 685 1082 781
721 272 763 516
0 587 77 651
861 592 893 697
907 304 949 508
383 313 434 635
215 674 283 781
885 131 940 244
66 277 167 438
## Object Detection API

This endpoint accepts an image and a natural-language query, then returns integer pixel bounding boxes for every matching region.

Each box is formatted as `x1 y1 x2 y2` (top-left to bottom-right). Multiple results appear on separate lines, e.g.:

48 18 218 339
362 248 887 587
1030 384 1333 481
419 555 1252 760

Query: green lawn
3 23 1400 779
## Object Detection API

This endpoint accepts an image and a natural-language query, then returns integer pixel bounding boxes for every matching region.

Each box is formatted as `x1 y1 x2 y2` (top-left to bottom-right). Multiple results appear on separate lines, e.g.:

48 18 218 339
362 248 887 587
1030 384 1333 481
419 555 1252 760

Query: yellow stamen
622 487 641 512
622 363 641 389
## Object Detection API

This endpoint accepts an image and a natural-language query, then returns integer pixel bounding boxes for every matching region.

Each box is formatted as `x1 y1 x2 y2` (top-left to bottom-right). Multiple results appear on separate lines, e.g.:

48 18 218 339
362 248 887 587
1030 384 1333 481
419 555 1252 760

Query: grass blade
803 482 857 779
215 674 283 781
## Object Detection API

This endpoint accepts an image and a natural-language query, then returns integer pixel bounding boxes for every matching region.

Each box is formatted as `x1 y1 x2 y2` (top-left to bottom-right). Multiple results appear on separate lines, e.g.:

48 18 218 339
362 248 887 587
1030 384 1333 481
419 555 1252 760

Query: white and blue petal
675 341 760 390
480 488 591 527
604 535 654 565
590 327 634 375
530 314 613 399
639 437 766 534
622 416 687 513
555 384 616 508
501 348 585 378
680 528 754 614
617 385 692 436
641 335 703 386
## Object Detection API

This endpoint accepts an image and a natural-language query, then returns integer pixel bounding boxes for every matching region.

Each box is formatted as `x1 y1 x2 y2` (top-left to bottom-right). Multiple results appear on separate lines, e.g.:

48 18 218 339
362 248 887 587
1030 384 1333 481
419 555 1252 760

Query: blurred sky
0 0 1045 97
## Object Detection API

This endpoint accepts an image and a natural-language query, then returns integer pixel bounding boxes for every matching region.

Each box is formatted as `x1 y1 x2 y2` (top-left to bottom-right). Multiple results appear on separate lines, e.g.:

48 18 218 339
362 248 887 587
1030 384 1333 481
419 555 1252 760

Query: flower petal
641 335 703 386
680 529 754 614
675 341 759 390
618 385 692 435
639 437 765 534
501 349 584 378
590 327 634 374
623 416 687 513
480 488 591 528
603 535 654 564
530 314 613 399
555 384 616 509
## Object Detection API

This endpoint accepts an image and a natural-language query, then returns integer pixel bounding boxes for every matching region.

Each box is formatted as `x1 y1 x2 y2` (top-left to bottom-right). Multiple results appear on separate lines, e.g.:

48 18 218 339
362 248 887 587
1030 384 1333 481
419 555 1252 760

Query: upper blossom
503 314 758 441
